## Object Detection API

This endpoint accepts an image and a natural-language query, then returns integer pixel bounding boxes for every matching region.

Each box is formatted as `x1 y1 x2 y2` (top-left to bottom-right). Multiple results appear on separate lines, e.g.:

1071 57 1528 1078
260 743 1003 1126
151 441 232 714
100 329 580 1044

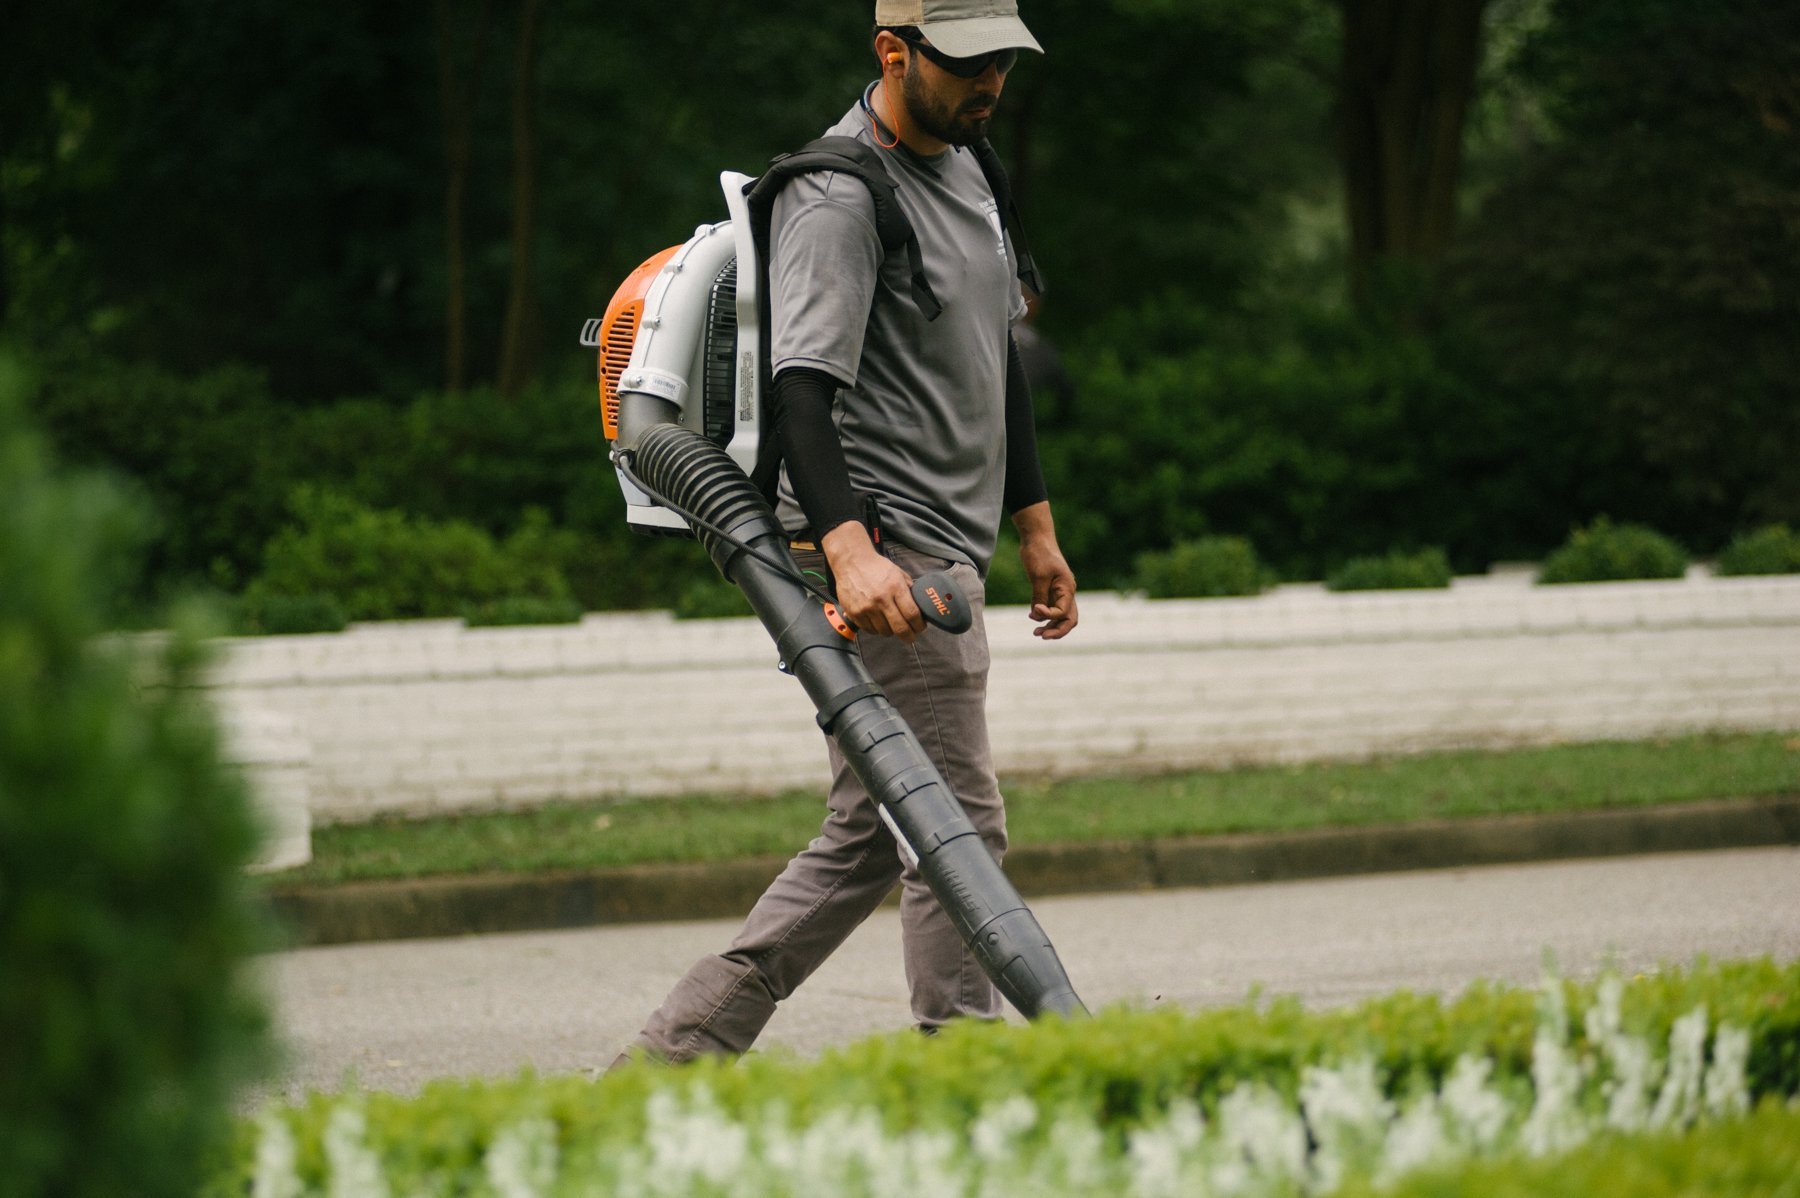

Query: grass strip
273 732 1799 886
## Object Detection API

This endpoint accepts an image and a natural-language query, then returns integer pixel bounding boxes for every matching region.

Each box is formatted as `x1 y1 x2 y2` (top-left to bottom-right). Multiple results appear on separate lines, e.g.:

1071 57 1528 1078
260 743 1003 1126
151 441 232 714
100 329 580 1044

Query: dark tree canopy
2 0 1795 605
1452 0 1800 540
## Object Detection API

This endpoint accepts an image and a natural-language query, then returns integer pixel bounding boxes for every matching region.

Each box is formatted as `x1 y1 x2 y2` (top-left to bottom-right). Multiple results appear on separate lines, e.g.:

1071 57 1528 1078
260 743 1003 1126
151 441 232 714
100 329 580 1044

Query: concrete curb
265 796 1800 948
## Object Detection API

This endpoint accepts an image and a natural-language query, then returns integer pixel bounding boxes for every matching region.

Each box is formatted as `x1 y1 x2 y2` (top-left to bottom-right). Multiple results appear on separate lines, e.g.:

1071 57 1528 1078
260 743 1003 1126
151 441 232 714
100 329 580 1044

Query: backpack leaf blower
582 157 1085 1021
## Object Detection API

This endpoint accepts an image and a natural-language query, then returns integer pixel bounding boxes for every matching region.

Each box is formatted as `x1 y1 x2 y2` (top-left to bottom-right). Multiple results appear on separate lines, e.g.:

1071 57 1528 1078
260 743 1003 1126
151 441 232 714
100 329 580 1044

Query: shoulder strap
970 138 1047 297
742 135 1044 502
743 135 944 321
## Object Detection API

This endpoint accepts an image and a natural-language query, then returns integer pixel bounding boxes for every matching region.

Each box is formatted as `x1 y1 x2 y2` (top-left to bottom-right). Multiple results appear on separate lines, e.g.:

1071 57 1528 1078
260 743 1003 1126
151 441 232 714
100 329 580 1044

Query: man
616 0 1077 1064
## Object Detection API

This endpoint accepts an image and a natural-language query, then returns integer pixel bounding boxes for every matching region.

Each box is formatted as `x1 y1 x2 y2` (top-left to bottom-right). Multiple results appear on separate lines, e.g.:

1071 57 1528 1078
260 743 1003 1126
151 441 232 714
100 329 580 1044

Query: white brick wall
207 573 1800 825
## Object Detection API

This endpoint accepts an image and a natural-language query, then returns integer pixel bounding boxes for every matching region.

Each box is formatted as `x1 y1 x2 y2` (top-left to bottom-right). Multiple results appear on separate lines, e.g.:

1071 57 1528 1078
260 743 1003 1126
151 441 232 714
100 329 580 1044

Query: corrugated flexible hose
626 421 1086 1020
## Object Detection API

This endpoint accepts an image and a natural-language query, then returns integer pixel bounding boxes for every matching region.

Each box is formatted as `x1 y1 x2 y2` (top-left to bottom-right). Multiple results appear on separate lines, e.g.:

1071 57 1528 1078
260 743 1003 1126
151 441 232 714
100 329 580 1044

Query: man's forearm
1011 499 1058 546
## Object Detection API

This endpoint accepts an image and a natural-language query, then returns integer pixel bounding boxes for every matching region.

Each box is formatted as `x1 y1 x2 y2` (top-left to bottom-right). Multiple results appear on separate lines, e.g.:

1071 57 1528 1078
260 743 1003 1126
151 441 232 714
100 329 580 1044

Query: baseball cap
875 0 1043 58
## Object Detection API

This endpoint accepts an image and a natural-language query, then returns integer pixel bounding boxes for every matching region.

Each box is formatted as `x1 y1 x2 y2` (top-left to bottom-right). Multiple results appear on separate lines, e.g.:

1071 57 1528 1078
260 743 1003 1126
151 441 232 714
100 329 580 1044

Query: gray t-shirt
769 87 1027 576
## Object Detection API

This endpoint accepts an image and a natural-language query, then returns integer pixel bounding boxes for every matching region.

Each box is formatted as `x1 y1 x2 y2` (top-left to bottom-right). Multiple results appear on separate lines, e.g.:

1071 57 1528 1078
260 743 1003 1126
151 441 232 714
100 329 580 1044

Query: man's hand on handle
821 521 925 642
1013 501 1078 640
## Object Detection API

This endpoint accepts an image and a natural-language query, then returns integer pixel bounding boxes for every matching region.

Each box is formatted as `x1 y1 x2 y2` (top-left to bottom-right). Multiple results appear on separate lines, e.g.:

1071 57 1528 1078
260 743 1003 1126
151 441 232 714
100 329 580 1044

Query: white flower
640 1086 753 1193
971 1094 1039 1164
1125 1099 1207 1198
1519 977 1589 1159
1649 1006 1708 1130
1703 1024 1751 1119
324 1102 390 1198
251 1109 303 1198
1601 1031 1655 1131
1211 1084 1307 1194
1299 1057 1393 1192
1438 1055 1510 1152
485 1117 559 1198
1585 974 1655 1131
1039 1106 1111 1192
1378 1093 1453 1185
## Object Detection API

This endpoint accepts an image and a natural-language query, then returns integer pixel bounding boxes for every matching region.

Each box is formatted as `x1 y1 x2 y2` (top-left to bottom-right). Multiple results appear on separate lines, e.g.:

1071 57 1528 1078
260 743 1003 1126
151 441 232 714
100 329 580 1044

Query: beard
901 66 997 146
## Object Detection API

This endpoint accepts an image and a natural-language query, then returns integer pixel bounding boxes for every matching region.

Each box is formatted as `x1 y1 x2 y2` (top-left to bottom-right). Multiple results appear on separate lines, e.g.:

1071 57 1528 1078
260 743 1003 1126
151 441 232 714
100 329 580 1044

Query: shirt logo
980 198 1007 262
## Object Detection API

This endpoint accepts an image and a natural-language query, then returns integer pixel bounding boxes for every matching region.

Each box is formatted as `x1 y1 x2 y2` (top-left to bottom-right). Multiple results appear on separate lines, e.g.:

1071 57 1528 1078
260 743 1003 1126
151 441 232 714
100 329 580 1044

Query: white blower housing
581 172 763 534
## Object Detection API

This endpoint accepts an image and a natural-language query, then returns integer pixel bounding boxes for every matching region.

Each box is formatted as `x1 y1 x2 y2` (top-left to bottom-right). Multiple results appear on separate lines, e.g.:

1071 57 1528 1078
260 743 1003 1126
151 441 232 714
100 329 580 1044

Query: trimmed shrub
1327 547 1454 591
672 576 754 620
218 959 1799 1197
26 351 290 594
233 591 349 636
1134 535 1273 598
247 489 571 622
1716 524 1800 577
463 596 585 627
0 356 271 1197
1538 518 1689 584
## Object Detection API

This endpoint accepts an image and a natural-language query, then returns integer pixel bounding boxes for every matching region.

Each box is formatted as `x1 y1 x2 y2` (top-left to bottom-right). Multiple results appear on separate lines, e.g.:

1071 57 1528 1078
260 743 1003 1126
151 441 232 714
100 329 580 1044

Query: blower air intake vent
598 302 641 438
702 259 738 446
595 243 681 441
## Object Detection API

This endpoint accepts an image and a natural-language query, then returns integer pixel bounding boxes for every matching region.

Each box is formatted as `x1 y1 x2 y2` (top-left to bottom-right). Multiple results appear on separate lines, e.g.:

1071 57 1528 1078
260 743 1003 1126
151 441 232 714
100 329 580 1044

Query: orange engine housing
596 244 680 440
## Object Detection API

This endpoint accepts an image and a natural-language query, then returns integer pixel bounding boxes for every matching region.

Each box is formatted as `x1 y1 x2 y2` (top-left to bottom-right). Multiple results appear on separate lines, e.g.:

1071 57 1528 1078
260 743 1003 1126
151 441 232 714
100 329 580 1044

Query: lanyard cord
862 82 902 150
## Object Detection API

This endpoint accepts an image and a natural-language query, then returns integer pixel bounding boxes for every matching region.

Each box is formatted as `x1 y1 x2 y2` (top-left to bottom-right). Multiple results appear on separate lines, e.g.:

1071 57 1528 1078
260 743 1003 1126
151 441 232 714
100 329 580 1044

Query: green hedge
1 356 271 1198
1327 547 1454 592
1340 1098 1800 1198
1538 518 1689 584
218 959 1799 1197
1134 535 1274 598
246 489 573 623
1716 524 1800 577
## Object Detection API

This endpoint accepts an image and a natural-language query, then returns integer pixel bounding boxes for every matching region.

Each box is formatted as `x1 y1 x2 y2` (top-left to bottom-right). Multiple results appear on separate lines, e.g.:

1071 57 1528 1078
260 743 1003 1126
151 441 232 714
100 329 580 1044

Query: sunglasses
897 30 1019 79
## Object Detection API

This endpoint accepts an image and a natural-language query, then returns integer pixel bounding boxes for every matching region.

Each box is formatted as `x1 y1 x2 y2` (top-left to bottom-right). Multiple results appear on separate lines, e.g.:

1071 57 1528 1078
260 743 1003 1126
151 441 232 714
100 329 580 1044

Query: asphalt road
254 846 1800 1102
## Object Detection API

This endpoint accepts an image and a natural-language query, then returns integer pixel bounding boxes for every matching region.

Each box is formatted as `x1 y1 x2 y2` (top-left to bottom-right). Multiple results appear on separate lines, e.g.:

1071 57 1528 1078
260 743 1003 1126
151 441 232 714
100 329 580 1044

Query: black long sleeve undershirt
771 366 862 536
771 333 1049 537
1002 333 1049 515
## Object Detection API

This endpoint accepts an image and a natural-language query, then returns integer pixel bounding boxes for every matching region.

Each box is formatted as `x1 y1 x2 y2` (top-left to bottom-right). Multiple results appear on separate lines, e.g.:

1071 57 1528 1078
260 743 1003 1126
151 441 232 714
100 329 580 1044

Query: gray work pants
620 544 1005 1063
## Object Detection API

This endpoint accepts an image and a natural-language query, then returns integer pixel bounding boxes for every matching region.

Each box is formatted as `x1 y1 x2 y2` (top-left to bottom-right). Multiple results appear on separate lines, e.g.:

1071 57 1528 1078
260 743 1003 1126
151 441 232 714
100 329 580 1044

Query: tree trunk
1338 0 1490 310
497 0 545 402
434 0 495 395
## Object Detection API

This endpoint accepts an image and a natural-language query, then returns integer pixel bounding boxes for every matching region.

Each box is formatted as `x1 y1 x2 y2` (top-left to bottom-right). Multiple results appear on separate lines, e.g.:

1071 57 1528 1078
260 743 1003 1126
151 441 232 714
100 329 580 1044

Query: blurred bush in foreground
0 353 271 1197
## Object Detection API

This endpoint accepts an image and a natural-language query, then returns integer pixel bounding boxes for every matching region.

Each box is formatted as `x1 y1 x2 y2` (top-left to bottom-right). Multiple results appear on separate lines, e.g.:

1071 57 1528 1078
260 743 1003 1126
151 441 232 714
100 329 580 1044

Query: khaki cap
875 0 1043 58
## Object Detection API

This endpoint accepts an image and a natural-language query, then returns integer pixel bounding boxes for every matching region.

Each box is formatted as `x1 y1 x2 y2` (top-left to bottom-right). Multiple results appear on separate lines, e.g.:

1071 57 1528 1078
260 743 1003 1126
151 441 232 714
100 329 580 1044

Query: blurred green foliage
4 1 1795 617
232 591 350 637
1716 525 1800 578
246 490 571 623
1449 0 1800 549
0 353 271 1196
1537 518 1690 584
671 576 755 621
462 596 585 628
1133 535 1274 598
1327 547 1454 591
1047 306 1529 583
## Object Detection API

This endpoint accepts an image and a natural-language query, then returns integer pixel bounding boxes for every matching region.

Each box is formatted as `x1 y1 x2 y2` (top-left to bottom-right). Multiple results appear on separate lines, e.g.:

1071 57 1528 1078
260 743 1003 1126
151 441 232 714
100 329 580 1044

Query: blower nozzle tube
626 419 1086 1021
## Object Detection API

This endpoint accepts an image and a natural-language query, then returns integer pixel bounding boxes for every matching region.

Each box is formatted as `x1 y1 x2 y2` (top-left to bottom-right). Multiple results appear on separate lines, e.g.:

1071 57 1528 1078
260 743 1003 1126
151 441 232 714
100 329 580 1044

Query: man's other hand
1013 501 1078 640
